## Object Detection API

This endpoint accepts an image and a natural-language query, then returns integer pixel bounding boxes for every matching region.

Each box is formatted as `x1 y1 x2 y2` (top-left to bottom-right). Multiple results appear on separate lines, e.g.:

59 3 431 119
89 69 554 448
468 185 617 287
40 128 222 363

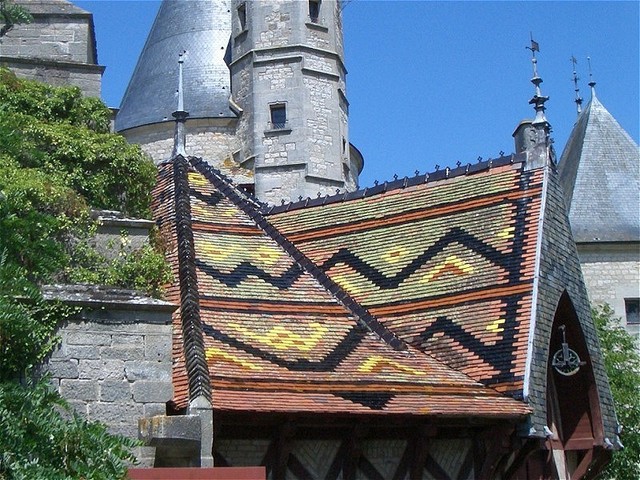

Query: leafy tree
593 304 640 480
0 68 169 292
0 0 31 38
0 70 167 477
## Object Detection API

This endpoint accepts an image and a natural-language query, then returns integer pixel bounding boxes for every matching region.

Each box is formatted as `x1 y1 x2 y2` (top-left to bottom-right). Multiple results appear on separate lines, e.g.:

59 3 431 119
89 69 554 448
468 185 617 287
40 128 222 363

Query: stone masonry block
99 380 133 402
132 381 172 403
100 345 145 362
143 402 168 418
78 359 125 381
125 361 171 382
144 335 172 362
111 334 144 346
60 379 99 401
67 332 111 346
64 344 102 360
47 359 79 379
89 402 144 426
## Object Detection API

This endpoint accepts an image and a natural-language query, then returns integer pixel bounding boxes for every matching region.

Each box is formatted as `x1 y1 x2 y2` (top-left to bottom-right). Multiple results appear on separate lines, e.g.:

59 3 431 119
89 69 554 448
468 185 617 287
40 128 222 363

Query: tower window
309 0 321 23
269 104 287 129
237 3 247 31
625 298 640 324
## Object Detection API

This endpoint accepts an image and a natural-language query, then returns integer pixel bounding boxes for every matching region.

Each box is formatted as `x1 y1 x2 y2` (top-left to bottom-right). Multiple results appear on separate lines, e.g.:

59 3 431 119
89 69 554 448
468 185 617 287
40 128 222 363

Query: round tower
115 0 252 185
116 0 361 204
229 0 362 203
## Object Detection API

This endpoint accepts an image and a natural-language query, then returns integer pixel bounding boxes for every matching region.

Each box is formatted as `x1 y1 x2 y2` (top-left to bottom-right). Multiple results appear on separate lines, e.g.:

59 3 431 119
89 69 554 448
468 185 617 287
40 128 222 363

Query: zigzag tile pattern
153 159 530 416
269 162 543 394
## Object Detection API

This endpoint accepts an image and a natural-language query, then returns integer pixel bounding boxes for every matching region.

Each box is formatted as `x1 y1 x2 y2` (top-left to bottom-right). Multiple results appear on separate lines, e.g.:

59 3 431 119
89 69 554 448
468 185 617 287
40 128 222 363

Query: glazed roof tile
268 157 543 395
153 155 531 417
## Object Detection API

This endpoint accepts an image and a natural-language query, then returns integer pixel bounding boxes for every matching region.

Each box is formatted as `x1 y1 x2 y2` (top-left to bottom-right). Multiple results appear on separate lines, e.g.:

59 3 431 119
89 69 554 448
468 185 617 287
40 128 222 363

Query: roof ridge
265 153 526 215
171 155 212 405
189 156 408 352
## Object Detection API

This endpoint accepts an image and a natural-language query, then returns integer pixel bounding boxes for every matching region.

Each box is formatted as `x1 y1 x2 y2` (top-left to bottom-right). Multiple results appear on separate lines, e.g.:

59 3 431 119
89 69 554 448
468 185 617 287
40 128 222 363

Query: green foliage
593 304 640 480
0 252 59 379
0 0 32 38
0 157 88 279
0 69 161 478
68 230 173 298
0 68 156 218
0 379 138 480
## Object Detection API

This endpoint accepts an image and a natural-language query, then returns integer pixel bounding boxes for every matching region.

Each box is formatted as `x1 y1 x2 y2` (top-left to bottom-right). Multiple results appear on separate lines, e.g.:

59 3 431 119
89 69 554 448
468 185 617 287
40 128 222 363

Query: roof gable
153 156 530 418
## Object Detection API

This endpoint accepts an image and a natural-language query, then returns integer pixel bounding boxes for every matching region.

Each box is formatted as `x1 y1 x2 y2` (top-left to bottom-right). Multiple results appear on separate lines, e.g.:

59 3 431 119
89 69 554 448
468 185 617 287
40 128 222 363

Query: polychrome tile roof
268 155 543 396
153 154 533 418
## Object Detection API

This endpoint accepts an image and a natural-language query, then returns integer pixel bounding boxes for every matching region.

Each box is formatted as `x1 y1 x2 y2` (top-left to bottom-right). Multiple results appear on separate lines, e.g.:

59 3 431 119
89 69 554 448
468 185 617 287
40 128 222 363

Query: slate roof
152 155 533 419
558 94 640 243
116 0 235 132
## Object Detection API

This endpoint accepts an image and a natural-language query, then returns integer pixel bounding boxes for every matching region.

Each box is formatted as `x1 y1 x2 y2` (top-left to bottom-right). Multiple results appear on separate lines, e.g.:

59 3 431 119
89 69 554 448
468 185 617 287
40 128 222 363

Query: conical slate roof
558 94 640 242
115 0 235 133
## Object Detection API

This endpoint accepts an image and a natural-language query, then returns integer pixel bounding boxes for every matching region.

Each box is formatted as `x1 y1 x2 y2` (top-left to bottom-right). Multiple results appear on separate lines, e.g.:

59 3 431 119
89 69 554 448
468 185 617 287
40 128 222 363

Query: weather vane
571 55 583 115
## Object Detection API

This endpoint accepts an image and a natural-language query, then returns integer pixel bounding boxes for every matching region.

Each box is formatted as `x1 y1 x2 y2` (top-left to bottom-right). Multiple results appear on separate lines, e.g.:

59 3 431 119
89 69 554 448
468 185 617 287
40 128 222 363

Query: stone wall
0 2 103 97
42 285 176 467
120 120 254 186
578 242 640 335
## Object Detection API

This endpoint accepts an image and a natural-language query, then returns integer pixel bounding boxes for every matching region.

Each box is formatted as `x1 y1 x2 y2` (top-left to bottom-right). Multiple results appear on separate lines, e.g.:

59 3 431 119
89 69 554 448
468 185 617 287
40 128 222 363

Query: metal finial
172 51 189 158
526 34 549 126
393 174 398 180
587 56 597 97
571 55 583 115
499 150 505 157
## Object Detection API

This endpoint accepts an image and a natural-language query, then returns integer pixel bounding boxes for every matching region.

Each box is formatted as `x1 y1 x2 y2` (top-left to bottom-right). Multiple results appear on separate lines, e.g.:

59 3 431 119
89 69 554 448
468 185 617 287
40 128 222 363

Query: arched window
545 291 604 479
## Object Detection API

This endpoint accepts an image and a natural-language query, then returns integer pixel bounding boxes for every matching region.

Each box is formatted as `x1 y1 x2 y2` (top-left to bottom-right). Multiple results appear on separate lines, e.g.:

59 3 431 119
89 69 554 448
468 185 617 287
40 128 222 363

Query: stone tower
116 0 362 204
0 0 103 97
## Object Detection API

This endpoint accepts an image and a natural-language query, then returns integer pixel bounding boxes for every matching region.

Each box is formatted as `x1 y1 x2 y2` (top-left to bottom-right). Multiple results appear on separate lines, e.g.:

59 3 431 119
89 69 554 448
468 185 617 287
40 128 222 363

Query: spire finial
587 56 597 98
172 51 189 158
526 34 548 125
571 55 583 115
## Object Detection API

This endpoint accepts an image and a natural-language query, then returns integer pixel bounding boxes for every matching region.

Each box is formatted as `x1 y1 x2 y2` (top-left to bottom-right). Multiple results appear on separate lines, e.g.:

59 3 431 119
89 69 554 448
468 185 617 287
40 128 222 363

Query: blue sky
77 0 639 187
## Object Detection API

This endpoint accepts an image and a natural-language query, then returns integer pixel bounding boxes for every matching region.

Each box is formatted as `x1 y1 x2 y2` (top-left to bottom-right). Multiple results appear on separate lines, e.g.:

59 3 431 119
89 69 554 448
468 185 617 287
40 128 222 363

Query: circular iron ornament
552 347 582 376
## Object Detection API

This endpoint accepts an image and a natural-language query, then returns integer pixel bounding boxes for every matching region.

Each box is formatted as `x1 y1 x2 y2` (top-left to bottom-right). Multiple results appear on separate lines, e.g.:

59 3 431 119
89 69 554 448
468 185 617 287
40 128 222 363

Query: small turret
512 36 553 169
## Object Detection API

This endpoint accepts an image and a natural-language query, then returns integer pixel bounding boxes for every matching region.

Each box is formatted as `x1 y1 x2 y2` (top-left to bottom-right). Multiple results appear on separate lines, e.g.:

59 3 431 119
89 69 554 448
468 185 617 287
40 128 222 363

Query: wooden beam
273 422 296 480
476 425 515 479
570 449 593 480
502 439 541 480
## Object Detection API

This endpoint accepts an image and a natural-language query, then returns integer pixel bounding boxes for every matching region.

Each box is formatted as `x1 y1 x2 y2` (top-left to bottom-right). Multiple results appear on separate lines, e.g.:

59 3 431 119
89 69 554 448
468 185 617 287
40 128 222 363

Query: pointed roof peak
587 56 598 99
559 91 639 243
171 52 189 159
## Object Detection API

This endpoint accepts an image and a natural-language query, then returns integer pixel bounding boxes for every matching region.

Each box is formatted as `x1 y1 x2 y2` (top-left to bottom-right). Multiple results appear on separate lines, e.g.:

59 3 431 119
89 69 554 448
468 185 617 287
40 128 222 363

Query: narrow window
270 104 287 129
237 3 247 31
309 0 321 23
625 298 640 324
